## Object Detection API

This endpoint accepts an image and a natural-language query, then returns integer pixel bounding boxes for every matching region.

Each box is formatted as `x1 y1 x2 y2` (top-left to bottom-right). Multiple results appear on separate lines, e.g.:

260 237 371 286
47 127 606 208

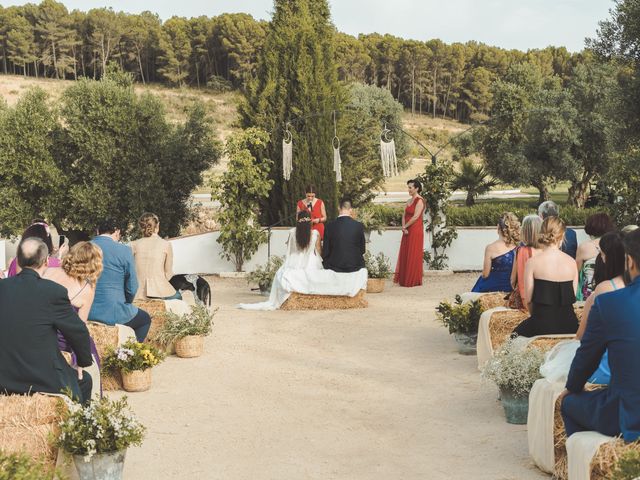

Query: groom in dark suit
322 199 365 273
561 228 640 441
0 237 93 404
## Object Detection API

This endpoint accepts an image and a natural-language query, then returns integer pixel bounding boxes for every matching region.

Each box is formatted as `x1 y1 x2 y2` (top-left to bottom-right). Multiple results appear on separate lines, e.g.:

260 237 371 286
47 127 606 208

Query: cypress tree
240 0 343 225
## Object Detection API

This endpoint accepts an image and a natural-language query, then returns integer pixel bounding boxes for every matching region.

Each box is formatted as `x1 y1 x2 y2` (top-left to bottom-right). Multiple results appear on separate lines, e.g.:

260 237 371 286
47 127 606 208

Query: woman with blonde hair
508 214 543 310
471 212 520 293
44 241 104 398
512 216 579 337
130 212 180 300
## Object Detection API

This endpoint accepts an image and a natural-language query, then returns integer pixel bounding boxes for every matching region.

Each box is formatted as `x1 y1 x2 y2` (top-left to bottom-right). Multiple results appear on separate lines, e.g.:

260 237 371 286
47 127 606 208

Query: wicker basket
121 369 152 392
366 278 385 294
175 335 204 358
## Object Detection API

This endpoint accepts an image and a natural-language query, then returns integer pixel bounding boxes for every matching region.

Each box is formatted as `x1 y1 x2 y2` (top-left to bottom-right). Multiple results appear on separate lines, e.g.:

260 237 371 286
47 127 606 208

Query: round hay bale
590 438 640 480
281 290 367 310
488 310 529 351
478 292 508 311
0 394 67 468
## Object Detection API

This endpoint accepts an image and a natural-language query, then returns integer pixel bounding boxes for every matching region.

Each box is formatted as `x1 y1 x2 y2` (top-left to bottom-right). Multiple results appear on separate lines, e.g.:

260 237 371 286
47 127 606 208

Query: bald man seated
0 237 93 404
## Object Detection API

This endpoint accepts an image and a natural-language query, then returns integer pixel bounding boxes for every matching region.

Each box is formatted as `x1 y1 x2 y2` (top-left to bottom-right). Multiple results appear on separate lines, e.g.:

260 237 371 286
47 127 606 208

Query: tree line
0 0 588 122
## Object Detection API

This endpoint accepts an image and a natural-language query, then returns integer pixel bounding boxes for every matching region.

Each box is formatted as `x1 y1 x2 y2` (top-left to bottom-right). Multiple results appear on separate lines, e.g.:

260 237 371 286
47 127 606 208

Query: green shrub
0 451 57 480
435 295 483 335
248 255 284 291
154 304 216 347
365 204 403 227
445 203 609 227
364 251 392 279
612 448 640 480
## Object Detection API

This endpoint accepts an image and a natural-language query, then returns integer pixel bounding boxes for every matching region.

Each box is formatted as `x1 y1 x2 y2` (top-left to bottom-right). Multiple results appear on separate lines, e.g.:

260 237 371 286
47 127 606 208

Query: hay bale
527 336 573 353
478 292 508 311
87 322 122 391
0 394 67 467
590 438 640 480
281 290 367 310
134 299 167 345
488 310 529 351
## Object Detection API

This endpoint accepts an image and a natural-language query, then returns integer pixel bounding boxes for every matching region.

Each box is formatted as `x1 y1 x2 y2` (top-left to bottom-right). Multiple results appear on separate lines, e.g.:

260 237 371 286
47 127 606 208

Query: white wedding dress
238 228 368 311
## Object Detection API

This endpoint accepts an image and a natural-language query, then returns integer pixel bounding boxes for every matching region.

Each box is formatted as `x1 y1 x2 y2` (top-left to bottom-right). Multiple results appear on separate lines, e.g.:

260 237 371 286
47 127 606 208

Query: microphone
307 201 312 211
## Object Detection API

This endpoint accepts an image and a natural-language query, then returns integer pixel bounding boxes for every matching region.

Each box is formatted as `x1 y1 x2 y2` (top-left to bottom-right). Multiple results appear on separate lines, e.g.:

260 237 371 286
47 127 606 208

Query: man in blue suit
538 201 577 259
89 219 151 342
560 228 640 442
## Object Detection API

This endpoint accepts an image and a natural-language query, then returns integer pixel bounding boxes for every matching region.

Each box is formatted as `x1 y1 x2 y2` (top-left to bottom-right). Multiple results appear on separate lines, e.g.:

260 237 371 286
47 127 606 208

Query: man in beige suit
130 213 181 300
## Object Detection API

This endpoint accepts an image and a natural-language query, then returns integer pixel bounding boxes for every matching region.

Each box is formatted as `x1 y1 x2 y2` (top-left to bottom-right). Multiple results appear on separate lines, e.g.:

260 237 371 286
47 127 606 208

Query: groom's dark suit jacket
0 269 92 400
322 215 365 273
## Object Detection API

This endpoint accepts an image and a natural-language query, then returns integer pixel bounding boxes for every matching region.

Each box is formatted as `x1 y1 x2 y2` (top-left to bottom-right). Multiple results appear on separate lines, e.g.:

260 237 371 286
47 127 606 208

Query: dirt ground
116 273 547 480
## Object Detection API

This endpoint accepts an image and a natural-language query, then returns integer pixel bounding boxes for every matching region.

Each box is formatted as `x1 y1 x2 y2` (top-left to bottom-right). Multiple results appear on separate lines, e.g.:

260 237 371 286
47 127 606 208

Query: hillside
0 75 463 192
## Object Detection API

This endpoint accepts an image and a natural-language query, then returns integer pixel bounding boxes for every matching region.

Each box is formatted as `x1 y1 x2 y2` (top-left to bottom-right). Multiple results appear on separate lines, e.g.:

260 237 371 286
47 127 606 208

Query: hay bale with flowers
0 393 68 468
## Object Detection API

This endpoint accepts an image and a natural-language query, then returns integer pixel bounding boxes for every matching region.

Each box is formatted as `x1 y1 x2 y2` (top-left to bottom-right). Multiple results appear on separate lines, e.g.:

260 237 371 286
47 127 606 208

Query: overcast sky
2 0 613 52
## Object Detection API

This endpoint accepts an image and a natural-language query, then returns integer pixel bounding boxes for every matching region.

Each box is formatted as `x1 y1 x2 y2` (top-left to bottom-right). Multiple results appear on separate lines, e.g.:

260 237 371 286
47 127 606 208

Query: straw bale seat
281 290 367 310
528 378 566 473
526 335 574 353
0 393 68 468
489 309 529 351
87 321 135 391
459 291 508 309
586 436 639 480
134 299 168 344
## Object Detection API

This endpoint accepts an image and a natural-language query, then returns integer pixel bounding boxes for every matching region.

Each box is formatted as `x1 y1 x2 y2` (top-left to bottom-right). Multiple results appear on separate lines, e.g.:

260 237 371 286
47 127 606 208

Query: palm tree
451 158 497 206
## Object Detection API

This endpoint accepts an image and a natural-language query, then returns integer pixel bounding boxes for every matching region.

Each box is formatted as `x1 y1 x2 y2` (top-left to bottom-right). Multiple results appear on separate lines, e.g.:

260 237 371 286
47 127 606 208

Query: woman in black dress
513 216 579 337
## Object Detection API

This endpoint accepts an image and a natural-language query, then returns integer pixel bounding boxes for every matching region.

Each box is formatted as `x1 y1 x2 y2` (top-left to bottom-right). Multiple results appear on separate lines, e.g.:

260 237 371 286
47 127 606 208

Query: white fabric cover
164 298 193 316
539 339 581 383
116 324 136 344
477 306 509 370
528 378 566 473
460 291 485 303
239 229 367 311
566 431 615 480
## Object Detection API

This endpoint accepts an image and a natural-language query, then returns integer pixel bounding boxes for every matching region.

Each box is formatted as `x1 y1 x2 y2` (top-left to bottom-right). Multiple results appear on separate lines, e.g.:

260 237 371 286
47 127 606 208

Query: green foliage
154 304 215 346
57 395 145 461
482 338 545 396
435 295 483 335
356 204 387 234
211 128 273 271
417 161 458 270
248 255 284 291
240 0 343 225
361 204 403 227
0 451 58 480
445 203 607 227
102 339 164 373
337 83 410 206
450 158 497 206
364 251 392 279
611 448 640 480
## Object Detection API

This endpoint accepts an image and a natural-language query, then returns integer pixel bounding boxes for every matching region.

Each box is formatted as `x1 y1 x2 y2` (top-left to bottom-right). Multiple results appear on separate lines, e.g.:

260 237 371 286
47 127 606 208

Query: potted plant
364 251 392 293
248 256 284 296
0 451 59 480
102 340 164 392
154 304 215 358
435 295 483 354
482 338 544 424
57 395 145 480
357 205 386 243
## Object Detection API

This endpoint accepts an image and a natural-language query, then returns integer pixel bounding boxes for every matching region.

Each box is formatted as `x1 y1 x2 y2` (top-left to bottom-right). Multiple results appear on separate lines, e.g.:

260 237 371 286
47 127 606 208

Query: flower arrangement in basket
248 256 284 295
154 304 215 358
102 340 164 392
364 251 392 293
482 337 544 424
57 395 144 479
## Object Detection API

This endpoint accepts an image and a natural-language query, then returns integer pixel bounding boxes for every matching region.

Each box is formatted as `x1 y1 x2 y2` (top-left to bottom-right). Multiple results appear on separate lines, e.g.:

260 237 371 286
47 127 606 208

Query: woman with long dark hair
296 184 327 240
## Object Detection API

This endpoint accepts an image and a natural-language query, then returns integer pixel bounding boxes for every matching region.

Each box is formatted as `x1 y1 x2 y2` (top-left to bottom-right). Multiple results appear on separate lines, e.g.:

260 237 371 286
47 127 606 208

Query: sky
2 0 613 52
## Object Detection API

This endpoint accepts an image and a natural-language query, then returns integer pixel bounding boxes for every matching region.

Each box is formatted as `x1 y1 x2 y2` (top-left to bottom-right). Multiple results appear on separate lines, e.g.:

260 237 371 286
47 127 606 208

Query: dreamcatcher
380 123 399 177
282 122 293 180
332 111 342 182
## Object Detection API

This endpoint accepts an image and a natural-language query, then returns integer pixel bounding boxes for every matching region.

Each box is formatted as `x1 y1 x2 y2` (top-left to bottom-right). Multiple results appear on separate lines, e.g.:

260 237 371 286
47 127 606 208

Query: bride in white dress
239 210 322 310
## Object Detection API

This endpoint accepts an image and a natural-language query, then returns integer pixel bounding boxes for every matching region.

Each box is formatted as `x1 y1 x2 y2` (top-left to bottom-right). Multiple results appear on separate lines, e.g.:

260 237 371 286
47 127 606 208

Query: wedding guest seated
508 214 542 311
471 212 520 293
44 242 105 395
89 219 151 342
560 228 640 441
131 212 181 301
512 217 579 337
322 199 365 273
7 220 66 277
538 201 577 259
0 238 93 404
576 213 616 300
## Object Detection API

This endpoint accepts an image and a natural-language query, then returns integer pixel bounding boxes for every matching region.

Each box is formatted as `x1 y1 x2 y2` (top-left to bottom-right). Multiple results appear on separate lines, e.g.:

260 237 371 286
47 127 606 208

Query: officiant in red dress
296 184 327 240
394 179 425 287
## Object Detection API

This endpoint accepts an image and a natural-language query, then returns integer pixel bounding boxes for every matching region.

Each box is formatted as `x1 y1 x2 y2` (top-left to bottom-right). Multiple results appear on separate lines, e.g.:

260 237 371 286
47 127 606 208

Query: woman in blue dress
472 212 520 293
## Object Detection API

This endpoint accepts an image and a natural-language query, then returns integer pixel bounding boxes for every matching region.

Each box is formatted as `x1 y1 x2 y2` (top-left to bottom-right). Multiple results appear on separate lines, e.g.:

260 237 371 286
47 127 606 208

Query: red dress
394 196 424 287
297 199 325 239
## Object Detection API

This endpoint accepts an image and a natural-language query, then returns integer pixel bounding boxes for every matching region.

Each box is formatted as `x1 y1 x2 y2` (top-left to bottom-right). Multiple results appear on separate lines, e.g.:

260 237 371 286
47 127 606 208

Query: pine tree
240 0 344 225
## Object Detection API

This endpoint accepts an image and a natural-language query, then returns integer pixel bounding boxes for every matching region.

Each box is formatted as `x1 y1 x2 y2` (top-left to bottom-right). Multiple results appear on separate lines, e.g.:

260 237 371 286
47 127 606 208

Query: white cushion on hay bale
460 292 485 303
566 432 614 480
164 298 193 315
528 378 566 473
476 306 509 370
